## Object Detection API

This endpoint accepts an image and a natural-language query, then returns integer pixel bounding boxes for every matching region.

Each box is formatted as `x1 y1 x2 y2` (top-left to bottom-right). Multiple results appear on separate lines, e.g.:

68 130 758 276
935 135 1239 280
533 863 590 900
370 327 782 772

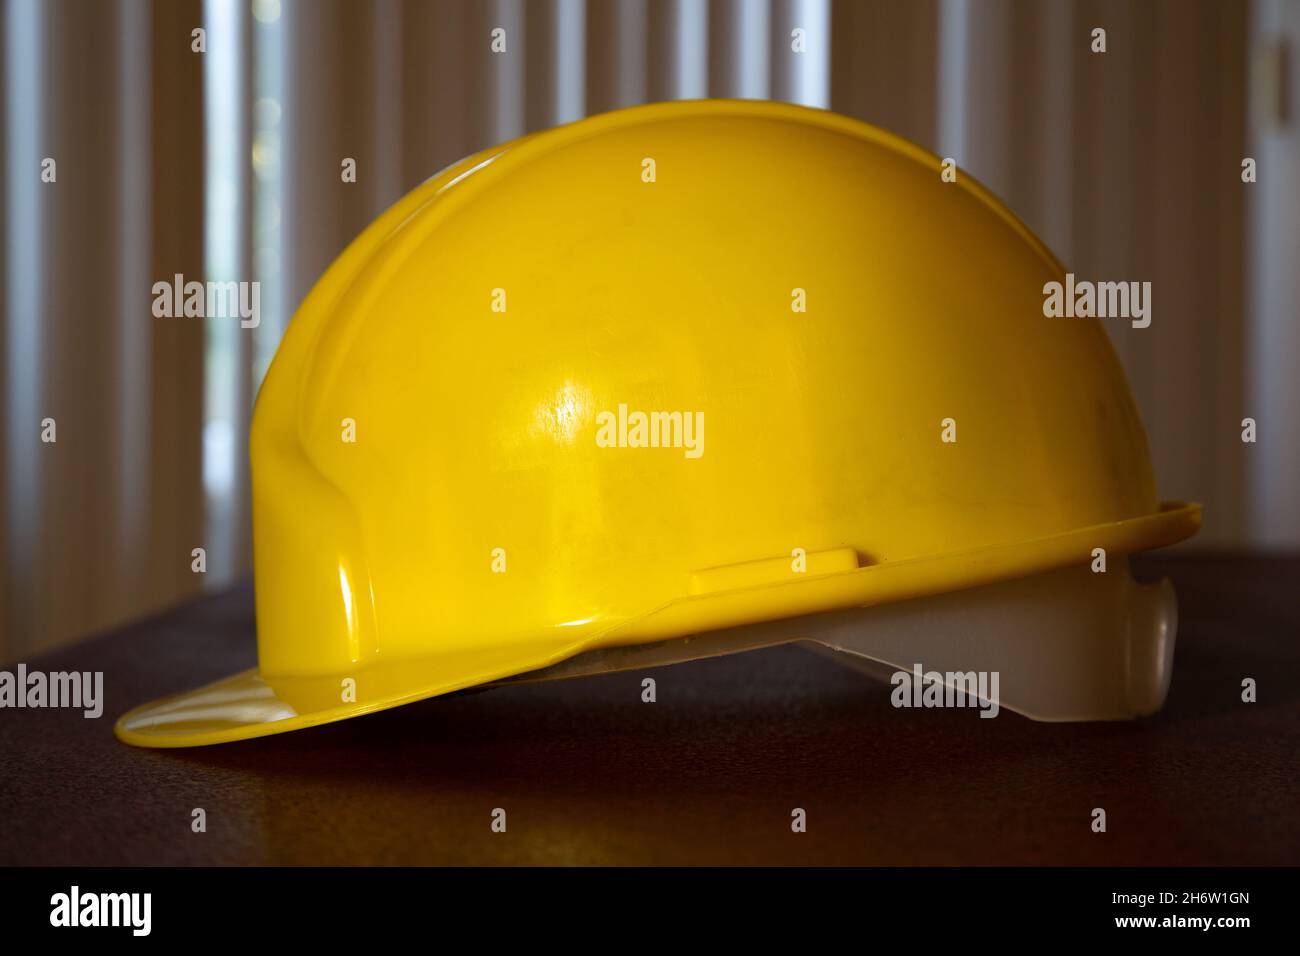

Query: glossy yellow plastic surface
116 99 1200 747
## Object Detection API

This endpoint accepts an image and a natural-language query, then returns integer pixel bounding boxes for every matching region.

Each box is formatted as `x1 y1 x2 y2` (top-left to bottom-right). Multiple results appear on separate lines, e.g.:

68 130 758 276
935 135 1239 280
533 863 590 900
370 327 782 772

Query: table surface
1 554 1296 866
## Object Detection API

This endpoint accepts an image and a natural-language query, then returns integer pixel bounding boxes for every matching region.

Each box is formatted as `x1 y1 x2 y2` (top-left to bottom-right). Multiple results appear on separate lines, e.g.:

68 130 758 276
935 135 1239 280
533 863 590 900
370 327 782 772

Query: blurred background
1 0 1297 660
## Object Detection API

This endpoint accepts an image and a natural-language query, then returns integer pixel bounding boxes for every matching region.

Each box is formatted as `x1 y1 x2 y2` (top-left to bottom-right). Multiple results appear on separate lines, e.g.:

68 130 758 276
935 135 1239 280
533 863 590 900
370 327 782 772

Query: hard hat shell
116 99 1199 747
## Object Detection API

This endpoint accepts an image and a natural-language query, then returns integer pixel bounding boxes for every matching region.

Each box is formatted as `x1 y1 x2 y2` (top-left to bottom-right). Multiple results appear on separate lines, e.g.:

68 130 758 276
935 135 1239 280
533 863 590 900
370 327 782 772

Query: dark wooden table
1 554 1296 866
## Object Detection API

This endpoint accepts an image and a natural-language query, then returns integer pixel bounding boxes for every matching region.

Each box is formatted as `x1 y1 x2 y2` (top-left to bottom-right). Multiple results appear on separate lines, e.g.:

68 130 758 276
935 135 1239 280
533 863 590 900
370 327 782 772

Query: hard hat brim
112 635 594 748
115 501 1200 747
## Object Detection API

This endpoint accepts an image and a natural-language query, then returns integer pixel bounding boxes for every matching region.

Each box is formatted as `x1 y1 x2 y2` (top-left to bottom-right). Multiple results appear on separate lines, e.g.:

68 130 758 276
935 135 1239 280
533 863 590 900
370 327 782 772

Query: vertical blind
2 0 1294 659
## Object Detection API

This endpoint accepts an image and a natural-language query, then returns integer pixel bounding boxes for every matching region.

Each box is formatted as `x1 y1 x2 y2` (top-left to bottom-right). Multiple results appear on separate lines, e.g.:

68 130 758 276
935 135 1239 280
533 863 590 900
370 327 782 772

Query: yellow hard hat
116 100 1199 747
